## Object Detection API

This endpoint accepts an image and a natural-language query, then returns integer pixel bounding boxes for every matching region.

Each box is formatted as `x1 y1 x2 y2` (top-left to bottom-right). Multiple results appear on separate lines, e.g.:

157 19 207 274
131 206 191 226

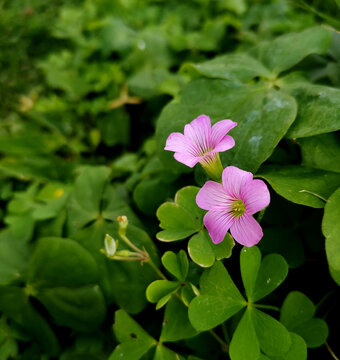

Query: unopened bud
116 250 133 257
104 234 117 257
117 215 128 236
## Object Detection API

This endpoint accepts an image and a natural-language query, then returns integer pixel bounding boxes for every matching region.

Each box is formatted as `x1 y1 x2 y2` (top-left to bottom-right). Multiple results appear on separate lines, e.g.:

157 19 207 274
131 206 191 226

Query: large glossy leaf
258 165 340 208
298 133 340 173
183 53 271 82
251 26 331 76
156 79 297 173
285 83 340 138
188 261 245 331
27 237 106 331
323 187 340 285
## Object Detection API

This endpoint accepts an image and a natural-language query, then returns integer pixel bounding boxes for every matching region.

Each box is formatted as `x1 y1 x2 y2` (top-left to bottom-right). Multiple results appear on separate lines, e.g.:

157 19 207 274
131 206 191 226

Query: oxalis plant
104 114 328 360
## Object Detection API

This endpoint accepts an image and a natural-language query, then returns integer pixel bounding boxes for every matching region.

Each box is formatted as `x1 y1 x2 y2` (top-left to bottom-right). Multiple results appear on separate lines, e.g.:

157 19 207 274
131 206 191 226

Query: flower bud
117 215 128 236
104 234 117 257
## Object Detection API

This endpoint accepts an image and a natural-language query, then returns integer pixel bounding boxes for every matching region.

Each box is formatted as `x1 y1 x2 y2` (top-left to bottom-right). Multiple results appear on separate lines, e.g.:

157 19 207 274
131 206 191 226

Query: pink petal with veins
204 211 235 244
241 179 270 215
222 166 253 198
230 213 263 247
196 181 233 211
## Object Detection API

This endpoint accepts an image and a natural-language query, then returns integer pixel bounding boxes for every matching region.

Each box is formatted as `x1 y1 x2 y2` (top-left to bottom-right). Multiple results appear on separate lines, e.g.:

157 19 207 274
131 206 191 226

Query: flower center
231 200 246 217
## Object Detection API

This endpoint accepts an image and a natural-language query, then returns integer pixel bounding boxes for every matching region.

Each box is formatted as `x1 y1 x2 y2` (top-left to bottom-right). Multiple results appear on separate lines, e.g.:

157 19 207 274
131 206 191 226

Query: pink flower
164 115 237 180
196 166 270 247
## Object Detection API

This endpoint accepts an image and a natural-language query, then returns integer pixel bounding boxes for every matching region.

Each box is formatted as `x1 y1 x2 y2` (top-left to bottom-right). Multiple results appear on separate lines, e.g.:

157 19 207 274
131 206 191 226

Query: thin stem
146 257 167 280
111 256 146 261
209 330 229 353
325 342 339 360
253 304 281 312
119 233 145 255
299 190 327 202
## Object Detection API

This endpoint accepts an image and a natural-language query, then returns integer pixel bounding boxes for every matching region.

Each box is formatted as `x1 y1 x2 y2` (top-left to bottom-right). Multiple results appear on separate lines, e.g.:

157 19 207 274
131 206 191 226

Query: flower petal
184 115 212 153
211 119 237 145
212 135 235 153
230 213 263 247
204 211 235 244
241 179 270 215
165 132 194 153
196 181 233 211
173 152 200 168
222 166 253 198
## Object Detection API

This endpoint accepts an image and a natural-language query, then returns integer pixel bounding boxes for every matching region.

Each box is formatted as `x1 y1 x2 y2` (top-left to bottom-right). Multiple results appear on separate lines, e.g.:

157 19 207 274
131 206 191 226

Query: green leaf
298 133 340 173
156 186 204 242
252 308 291 356
71 221 158 313
285 83 340 138
0 317 18 360
323 187 340 285
113 309 156 345
0 230 30 286
229 308 260 360
37 285 106 332
258 165 340 208
280 291 328 348
271 333 307 360
28 237 99 288
251 26 331 76
252 254 288 303
188 230 234 268
67 166 111 233
188 261 245 331
156 80 297 173
0 286 60 357
153 344 186 360
27 237 106 331
110 310 156 360
160 297 198 342
162 250 189 282
146 280 180 306
183 53 271 83
240 246 261 301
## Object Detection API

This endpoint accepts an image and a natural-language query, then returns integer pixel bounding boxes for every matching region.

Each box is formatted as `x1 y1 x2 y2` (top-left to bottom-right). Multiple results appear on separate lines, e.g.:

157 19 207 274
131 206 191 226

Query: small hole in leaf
129 333 137 339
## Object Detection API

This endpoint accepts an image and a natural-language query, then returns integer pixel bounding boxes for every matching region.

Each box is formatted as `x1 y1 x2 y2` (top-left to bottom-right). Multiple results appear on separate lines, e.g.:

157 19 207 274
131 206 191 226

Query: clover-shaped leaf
280 291 328 348
160 297 198 342
146 280 180 310
162 250 189 282
240 246 289 302
188 261 246 331
110 310 186 360
156 186 204 241
188 230 234 267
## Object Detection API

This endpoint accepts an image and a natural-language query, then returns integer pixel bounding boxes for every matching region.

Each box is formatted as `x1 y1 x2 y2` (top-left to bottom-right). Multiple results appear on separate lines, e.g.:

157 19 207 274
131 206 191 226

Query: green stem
326 342 339 360
209 330 229 353
119 233 145 255
146 256 167 280
253 304 281 312
111 256 145 261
